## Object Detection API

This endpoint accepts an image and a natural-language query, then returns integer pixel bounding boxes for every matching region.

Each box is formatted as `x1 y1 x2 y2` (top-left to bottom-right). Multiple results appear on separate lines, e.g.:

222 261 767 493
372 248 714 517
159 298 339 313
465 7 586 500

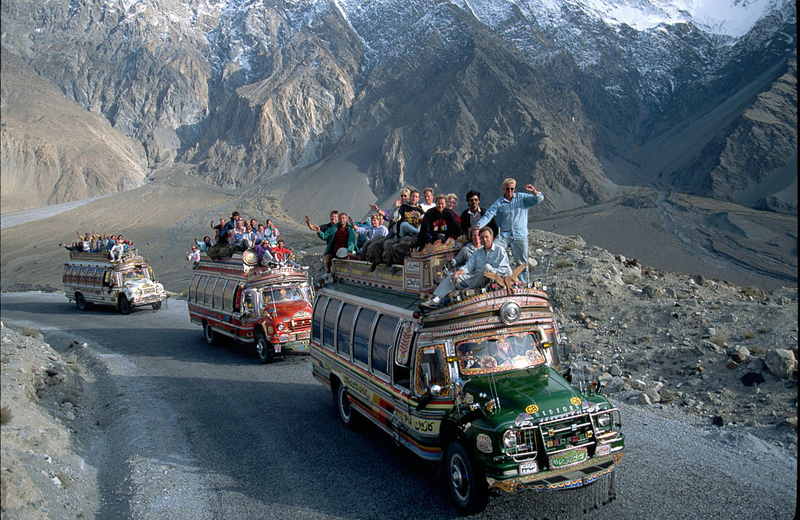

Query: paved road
1 292 796 519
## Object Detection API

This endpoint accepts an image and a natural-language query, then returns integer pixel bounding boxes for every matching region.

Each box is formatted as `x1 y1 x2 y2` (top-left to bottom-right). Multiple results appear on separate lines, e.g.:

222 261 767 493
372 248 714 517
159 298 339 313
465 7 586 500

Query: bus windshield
262 286 304 305
122 268 150 282
455 333 546 375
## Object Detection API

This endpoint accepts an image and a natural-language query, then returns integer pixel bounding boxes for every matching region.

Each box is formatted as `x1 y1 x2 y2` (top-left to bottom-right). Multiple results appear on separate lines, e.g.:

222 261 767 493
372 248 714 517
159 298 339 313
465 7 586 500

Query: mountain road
0 292 796 519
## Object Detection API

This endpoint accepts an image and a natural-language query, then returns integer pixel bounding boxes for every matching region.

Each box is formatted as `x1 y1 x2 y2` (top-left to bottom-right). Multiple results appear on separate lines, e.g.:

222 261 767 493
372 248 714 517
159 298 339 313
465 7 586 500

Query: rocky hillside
0 326 99 519
299 228 798 440
0 0 795 214
0 48 149 212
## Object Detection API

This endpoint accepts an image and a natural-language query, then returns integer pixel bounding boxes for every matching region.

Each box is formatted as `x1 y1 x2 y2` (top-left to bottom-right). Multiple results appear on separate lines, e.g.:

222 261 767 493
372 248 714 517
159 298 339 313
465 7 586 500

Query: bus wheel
254 332 274 364
337 385 359 429
118 295 131 315
151 301 162 310
203 321 218 346
446 441 488 515
75 293 88 311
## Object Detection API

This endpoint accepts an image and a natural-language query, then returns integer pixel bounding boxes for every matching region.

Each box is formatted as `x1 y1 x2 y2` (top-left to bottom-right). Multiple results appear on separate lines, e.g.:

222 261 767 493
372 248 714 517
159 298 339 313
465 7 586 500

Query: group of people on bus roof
304 178 545 297
186 211 298 268
60 232 137 262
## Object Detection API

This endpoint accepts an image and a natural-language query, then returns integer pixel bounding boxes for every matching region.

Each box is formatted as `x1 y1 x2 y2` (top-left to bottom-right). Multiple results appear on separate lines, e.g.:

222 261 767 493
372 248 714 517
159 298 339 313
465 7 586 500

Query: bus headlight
502 430 518 449
597 414 610 428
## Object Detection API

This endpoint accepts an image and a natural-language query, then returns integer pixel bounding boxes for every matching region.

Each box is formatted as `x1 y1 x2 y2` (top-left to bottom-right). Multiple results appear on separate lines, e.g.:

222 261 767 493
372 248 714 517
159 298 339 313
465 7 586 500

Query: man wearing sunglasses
476 178 543 283
369 188 411 234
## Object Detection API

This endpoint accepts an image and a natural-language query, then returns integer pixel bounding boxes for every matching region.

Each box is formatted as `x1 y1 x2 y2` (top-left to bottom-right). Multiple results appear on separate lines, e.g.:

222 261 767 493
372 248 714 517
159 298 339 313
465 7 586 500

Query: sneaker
419 296 441 310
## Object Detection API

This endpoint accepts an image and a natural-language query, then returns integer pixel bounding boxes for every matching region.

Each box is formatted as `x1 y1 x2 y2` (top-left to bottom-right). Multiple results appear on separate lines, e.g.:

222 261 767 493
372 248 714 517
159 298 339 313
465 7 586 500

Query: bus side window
322 300 341 349
371 315 398 377
415 346 447 396
353 309 376 366
336 303 357 357
312 296 328 343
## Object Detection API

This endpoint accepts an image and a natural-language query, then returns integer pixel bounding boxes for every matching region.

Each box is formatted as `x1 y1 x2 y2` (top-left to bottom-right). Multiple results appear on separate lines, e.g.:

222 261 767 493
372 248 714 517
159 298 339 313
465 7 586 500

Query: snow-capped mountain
0 0 795 213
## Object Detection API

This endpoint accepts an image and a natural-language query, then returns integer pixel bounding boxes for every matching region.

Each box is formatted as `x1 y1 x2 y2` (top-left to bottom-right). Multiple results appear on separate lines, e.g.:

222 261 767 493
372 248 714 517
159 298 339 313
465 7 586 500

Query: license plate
596 443 610 457
549 448 587 469
519 460 538 475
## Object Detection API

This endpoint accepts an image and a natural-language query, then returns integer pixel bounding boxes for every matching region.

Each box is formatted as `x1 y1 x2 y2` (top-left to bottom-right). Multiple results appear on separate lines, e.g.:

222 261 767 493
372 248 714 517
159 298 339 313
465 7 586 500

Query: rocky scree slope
1 326 101 519
526 229 798 450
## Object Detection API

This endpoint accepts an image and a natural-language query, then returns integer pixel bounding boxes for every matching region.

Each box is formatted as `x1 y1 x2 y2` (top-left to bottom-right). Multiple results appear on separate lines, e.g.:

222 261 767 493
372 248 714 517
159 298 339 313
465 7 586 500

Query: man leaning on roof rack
420 226 511 309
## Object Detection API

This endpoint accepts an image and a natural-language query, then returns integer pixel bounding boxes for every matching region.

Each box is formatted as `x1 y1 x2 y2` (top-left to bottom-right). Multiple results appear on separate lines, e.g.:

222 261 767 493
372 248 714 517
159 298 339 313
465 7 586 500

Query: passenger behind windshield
262 286 304 305
456 334 545 374
122 269 150 281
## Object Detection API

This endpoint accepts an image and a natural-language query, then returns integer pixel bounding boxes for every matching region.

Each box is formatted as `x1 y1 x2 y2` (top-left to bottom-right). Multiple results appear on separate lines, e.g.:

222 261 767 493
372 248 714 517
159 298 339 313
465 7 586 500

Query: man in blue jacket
477 178 543 283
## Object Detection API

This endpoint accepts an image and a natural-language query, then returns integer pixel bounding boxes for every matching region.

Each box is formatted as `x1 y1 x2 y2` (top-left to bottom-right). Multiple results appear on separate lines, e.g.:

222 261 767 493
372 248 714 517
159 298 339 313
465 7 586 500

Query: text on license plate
549 448 587 469
519 460 538 475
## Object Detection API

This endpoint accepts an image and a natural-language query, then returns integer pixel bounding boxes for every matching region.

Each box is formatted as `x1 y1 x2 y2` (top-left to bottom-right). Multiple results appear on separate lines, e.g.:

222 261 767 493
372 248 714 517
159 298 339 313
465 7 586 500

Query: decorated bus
187 250 313 364
309 239 624 514
63 251 166 313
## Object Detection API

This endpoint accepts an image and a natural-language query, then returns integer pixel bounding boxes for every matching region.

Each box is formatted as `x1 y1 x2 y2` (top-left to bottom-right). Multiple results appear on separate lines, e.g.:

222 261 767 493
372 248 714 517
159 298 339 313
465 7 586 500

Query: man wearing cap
313 212 357 273
477 178 543 283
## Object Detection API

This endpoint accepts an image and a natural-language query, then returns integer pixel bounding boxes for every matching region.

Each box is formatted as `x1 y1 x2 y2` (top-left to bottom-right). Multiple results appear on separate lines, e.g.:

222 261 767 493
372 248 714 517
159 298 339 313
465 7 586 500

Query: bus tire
445 441 488 515
337 385 359 429
118 295 131 315
254 332 274 364
203 321 218 346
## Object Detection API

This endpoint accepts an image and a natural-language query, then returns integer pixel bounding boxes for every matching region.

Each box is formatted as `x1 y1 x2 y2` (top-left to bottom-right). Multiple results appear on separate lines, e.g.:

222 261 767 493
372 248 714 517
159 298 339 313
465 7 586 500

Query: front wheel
75 293 88 311
118 295 131 315
203 321 218 346
446 441 488 515
254 332 274 364
337 385 359 429
151 301 163 310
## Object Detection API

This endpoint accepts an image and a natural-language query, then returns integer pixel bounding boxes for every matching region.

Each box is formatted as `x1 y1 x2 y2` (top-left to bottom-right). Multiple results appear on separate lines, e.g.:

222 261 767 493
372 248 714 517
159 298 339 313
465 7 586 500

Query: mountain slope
0 47 148 212
0 0 795 215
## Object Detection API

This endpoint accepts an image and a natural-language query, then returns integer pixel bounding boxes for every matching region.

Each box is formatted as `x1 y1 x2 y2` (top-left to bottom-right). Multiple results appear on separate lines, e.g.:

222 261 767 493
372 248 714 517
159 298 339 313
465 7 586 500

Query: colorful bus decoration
310 243 624 514
187 250 313 363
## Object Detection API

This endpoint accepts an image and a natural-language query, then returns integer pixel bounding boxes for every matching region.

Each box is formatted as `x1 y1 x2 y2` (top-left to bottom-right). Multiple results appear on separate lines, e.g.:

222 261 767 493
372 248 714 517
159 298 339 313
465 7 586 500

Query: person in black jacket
460 190 498 237
418 194 462 249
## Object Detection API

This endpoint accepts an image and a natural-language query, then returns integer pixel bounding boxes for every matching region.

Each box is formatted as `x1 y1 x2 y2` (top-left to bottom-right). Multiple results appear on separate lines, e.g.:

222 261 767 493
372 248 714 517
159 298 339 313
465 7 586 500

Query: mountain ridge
1 0 795 214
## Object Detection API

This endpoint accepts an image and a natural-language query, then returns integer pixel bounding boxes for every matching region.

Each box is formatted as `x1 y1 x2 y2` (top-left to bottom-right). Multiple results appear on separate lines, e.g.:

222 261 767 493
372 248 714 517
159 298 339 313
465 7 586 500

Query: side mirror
416 384 444 411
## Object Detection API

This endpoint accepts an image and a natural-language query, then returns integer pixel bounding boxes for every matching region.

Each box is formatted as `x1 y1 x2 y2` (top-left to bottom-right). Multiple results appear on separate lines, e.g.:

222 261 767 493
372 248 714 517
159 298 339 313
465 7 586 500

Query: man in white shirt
419 187 435 213
186 245 201 267
110 239 126 262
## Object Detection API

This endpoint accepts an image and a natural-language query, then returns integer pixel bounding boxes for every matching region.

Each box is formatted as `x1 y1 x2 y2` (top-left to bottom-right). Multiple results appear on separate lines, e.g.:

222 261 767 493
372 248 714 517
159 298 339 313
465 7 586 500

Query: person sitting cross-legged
420 226 511 309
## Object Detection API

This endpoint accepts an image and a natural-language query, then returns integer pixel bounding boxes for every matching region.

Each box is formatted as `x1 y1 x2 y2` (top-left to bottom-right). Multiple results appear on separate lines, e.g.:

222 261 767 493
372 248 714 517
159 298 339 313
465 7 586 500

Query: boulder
726 345 750 363
642 284 666 299
764 349 796 379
